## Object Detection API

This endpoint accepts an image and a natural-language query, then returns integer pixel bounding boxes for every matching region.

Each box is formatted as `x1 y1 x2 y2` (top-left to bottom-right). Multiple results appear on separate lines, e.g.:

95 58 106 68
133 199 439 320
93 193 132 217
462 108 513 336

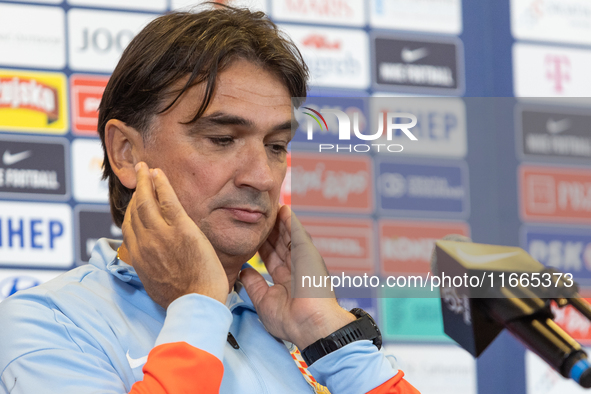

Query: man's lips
220 207 266 223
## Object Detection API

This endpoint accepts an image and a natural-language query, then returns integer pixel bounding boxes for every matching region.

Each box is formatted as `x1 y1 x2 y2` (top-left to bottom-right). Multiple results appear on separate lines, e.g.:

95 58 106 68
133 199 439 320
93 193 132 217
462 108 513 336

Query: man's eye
269 144 288 155
208 137 234 146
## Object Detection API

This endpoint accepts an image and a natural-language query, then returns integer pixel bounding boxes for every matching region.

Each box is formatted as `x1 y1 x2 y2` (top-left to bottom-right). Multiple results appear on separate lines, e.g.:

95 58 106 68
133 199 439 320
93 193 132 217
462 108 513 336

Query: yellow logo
247 253 268 274
0 69 68 134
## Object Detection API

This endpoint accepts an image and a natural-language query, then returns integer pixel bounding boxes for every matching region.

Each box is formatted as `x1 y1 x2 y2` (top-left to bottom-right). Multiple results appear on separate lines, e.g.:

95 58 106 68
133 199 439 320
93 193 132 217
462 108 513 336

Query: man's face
141 59 292 262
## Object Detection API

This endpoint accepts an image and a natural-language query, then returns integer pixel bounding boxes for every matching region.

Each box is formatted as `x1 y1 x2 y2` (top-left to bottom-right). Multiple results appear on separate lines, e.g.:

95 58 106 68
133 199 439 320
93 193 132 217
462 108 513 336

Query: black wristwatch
301 308 382 366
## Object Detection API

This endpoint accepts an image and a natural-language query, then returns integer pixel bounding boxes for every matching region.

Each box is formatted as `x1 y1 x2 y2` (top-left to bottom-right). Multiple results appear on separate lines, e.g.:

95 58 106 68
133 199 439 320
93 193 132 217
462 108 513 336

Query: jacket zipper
228 332 269 394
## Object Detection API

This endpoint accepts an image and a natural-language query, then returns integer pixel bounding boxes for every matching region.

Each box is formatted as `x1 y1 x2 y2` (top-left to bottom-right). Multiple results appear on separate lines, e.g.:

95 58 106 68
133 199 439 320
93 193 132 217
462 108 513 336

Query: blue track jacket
0 239 419 394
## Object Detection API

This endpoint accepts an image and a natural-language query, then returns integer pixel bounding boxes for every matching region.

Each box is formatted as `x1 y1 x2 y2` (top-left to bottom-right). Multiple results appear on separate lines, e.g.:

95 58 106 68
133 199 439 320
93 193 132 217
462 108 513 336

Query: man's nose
234 142 276 192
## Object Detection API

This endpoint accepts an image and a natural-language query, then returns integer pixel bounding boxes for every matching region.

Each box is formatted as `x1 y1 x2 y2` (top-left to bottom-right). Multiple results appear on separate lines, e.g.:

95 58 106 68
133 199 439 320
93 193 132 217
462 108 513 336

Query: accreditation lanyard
284 340 331 394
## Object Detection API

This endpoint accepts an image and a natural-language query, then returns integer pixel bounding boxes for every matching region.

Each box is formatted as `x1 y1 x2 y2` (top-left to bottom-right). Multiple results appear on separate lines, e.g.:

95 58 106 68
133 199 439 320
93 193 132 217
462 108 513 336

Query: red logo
520 165 591 224
545 55 570 94
552 300 591 345
291 153 372 213
70 75 109 135
379 220 470 275
299 216 374 274
302 34 341 50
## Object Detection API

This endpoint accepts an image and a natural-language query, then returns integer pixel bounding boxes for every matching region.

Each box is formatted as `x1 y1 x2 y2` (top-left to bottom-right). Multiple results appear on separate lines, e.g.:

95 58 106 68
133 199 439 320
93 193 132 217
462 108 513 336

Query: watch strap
301 309 382 366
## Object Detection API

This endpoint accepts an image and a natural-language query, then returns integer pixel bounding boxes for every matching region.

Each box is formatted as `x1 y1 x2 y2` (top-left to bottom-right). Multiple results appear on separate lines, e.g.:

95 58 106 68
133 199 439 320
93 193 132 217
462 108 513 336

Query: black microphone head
430 234 472 276
570 358 591 388
580 369 591 389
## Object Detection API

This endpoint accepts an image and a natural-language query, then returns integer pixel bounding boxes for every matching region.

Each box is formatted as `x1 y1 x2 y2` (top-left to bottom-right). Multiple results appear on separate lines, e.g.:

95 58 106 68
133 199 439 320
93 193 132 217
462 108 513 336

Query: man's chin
197 213 275 264
206 229 265 263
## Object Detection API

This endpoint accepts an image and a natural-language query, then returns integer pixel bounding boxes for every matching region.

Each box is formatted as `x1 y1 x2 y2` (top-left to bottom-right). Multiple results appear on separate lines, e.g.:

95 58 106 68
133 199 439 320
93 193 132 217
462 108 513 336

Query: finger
128 190 142 235
283 206 316 259
134 162 166 230
265 206 292 256
258 238 275 262
258 209 291 272
239 267 270 309
258 238 285 276
121 193 134 243
274 206 296 252
277 204 291 228
282 205 309 248
263 212 282 247
277 219 292 256
151 168 188 226
128 186 160 256
286 207 331 296
121 193 139 260
259 228 290 265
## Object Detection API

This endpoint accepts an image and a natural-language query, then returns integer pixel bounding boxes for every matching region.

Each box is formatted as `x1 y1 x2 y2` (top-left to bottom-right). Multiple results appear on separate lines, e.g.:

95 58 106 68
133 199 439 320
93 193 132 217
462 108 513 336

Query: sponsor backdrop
0 1 590 393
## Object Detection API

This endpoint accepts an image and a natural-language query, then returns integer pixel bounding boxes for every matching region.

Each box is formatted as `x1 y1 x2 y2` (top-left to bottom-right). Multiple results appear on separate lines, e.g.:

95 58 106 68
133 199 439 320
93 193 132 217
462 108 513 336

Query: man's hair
98 4 308 227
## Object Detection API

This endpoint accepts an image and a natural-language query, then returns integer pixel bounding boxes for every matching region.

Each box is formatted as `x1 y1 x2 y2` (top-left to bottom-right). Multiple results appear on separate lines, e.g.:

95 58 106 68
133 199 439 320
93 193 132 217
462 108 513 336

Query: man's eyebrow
190 111 255 129
273 120 293 132
185 111 295 133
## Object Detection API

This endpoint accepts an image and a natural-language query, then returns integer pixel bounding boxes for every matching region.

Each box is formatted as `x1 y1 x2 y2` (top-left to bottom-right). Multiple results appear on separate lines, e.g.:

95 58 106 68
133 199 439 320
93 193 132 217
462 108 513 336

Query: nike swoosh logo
126 350 148 369
401 47 429 63
3 150 32 166
456 248 520 264
546 118 571 134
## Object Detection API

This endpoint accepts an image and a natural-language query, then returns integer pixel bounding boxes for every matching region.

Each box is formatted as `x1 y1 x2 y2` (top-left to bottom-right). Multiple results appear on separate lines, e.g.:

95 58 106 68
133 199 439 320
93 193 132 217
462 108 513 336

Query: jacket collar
91 238 257 312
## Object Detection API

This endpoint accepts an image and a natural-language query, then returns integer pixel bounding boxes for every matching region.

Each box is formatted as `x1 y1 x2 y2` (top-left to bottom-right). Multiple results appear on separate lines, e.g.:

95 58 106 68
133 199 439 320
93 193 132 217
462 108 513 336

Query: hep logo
301 107 417 153
545 55 570 94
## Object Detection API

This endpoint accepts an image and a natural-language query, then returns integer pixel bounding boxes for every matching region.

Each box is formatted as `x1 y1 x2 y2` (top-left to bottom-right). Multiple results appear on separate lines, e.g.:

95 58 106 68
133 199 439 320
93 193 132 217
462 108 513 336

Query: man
0 5 419 394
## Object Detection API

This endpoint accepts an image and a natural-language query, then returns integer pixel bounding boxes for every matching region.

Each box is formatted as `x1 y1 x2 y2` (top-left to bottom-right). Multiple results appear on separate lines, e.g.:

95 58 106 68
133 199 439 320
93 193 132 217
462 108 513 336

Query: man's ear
104 119 144 189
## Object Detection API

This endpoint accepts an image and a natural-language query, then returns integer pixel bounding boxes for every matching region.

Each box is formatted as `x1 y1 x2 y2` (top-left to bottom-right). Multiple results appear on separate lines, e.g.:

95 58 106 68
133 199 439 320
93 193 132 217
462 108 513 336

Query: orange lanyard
285 341 331 394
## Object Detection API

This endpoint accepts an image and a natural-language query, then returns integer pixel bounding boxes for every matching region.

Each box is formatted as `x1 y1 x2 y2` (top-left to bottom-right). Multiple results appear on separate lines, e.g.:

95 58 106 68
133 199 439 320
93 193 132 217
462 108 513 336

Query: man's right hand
121 162 229 309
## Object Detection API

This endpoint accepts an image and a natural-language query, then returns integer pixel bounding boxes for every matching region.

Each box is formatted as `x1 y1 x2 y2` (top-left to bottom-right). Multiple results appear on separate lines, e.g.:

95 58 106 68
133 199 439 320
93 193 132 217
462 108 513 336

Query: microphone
430 234 471 276
431 235 591 388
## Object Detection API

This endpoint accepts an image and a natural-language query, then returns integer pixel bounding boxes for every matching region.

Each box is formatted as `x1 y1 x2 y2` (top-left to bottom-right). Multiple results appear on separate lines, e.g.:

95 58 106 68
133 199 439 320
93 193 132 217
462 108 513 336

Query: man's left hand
240 205 355 350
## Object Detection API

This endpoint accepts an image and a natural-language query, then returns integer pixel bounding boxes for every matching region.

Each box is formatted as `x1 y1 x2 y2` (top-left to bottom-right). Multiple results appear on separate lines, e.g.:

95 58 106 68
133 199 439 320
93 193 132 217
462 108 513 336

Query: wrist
301 308 382 366
292 308 356 350
198 286 229 305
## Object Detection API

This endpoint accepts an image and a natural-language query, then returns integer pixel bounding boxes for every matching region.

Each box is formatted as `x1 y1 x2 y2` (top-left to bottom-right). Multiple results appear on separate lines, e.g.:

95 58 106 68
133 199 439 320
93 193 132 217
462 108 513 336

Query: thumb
240 267 269 308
